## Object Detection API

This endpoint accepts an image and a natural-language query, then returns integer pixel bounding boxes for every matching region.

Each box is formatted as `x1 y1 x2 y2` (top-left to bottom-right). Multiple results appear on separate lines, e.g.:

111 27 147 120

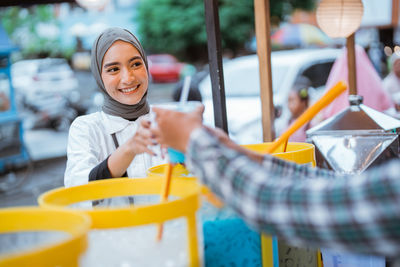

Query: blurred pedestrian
64 27 164 188
383 53 400 117
322 45 394 120
285 76 312 142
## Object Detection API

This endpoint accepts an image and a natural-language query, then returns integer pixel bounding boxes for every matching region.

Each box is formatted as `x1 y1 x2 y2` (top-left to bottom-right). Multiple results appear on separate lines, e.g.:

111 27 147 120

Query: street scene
0 76 176 208
2 0 400 266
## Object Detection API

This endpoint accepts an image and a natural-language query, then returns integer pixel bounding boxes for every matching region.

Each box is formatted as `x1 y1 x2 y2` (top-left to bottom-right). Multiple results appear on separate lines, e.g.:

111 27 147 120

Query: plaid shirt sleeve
185 127 400 257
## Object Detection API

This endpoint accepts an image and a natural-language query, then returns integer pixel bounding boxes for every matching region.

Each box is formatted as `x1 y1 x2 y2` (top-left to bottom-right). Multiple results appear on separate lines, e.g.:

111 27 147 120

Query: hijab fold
91 27 149 120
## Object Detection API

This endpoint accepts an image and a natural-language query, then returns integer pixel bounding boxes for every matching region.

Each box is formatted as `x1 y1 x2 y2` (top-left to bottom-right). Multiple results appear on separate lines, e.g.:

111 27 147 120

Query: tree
136 0 315 62
0 5 74 60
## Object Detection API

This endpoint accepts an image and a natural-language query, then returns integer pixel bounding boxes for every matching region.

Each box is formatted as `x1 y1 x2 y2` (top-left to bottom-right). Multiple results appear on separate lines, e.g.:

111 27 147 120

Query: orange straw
157 162 174 241
265 81 347 154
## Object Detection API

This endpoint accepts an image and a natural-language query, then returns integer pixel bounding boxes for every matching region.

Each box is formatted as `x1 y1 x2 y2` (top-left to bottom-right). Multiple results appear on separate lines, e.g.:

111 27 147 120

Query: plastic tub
0 207 90 267
242 142 316 167
147 142 319 267
38 177 203 267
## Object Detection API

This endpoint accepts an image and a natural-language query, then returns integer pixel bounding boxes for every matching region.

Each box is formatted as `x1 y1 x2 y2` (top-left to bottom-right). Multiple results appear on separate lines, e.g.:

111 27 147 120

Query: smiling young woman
64 28 165 196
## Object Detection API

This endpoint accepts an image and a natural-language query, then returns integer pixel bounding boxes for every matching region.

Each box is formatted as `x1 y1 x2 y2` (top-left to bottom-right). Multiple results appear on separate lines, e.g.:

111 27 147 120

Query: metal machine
307 95 400 174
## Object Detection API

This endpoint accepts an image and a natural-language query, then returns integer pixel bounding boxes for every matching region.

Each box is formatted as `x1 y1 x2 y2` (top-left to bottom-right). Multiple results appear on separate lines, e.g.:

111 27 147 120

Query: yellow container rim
147 163 190 178
147 166 224 206
0 207 91 267
242 142 316 167
38 177 202 229
148 142 316 179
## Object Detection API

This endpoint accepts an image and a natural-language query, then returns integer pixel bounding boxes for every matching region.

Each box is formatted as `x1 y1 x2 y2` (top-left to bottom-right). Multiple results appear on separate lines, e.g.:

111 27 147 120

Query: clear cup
150 101 202 164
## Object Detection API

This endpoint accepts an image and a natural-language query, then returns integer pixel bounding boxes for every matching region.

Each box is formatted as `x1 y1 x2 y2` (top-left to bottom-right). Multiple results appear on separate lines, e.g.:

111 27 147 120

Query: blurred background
0 0 399 205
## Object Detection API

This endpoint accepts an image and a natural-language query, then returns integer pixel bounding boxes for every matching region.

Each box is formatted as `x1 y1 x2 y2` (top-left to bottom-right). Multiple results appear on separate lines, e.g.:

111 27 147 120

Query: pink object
285 118 313 142
288 122 309 142
322 45 394 119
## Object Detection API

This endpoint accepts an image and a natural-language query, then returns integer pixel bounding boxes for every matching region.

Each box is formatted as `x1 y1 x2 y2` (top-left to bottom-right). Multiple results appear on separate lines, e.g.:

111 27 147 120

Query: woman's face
393 59 400 78
101 40 148 105
288 91 306 118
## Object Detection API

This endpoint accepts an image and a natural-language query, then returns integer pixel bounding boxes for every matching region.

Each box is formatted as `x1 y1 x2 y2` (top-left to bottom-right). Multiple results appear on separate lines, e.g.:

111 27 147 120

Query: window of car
299 60 335 88
11 61 37 77
201 59 288 98
38 59 71 73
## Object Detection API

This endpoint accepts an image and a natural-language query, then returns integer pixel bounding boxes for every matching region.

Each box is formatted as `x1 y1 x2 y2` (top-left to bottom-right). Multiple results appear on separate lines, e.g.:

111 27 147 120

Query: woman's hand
127 118 157 156
107 118 159 178
151 105 204 153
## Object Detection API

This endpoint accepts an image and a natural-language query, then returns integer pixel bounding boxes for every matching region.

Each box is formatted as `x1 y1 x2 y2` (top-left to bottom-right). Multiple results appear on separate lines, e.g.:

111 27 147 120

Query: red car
148 54 185 83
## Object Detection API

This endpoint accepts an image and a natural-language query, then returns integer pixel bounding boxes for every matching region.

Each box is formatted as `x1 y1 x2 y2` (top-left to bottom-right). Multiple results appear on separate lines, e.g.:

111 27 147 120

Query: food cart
0 24 29 174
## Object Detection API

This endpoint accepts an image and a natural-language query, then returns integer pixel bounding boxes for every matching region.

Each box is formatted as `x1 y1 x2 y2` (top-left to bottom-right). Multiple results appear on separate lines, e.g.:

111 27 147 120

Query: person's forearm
185 127 400 257
107 144 136 177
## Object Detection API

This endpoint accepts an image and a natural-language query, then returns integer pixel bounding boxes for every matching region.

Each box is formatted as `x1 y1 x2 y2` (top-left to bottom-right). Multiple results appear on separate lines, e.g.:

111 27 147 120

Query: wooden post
346 33 357 95
392 0 399 27
204 0 228 133
254 0 275 142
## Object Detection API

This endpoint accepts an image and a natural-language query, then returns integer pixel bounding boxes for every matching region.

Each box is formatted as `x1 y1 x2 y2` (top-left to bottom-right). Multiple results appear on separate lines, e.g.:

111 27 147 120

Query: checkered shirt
186 127 400 258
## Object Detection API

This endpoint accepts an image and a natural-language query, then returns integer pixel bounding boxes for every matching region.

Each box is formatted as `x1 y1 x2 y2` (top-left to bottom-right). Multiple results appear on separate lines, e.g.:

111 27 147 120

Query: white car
11 58 80 106
199 48 341 144
11 58 81 130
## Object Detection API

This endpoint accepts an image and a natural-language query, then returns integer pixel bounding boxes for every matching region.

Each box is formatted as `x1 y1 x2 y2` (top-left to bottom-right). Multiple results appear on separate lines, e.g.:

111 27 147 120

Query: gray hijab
91 27 149 120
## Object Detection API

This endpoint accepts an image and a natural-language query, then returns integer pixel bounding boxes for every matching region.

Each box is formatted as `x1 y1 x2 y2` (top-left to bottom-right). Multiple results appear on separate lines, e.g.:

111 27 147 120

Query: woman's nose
121 68 136 84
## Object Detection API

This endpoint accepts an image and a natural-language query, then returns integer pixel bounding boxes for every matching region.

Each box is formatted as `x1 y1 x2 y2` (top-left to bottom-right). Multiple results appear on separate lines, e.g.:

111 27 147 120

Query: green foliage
137 0 207 61
0 5 75 60
137 0 315 62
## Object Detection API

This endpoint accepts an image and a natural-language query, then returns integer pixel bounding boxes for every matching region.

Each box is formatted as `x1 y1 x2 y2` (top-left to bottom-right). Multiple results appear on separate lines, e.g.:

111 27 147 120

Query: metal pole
203 0 228 133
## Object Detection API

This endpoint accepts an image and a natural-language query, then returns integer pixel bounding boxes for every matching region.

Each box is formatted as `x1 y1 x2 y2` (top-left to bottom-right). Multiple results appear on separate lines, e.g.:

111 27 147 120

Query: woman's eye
132 61 142 68
106 67 119 73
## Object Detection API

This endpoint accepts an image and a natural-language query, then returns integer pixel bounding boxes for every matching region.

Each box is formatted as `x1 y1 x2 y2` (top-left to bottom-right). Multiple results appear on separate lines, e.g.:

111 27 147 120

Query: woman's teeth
121 85 138 93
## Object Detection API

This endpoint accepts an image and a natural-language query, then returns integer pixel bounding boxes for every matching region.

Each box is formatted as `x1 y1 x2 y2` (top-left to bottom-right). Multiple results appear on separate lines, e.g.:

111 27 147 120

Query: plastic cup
151 101 202 164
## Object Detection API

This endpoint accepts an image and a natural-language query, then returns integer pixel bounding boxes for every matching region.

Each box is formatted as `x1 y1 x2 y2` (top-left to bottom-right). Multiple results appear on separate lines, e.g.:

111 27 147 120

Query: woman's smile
120 84 140 94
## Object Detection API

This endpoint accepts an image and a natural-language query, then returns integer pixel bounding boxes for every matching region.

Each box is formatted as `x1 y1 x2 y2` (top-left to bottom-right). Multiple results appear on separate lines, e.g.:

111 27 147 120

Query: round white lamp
316 0 364 38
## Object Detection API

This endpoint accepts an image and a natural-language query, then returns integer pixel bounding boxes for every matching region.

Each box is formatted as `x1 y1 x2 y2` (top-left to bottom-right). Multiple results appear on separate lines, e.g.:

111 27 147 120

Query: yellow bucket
0 207 90 267
242 142 316 167
245 142 319 267
38 177 203 267
148 142 316 176
147 142 318 267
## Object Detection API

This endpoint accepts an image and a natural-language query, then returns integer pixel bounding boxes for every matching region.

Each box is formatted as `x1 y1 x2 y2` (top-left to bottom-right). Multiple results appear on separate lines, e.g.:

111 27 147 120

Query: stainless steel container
306 95 400 174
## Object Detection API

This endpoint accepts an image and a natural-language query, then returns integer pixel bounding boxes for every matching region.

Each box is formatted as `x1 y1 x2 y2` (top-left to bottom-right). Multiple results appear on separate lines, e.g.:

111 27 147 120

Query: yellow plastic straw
265 81 347 154
157 162 174 241
147 164 224 208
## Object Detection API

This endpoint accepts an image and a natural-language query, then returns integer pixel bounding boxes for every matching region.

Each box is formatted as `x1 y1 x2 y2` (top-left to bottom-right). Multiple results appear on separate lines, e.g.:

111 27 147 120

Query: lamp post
316 0 364 95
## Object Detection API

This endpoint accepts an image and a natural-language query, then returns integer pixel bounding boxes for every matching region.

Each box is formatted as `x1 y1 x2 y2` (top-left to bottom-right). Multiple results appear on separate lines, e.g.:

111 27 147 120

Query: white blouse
64 111 165 187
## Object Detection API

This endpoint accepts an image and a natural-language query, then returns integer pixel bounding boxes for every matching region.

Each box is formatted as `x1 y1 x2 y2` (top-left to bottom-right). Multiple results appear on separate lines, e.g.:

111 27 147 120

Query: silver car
199 48 341 144
11 58 81 130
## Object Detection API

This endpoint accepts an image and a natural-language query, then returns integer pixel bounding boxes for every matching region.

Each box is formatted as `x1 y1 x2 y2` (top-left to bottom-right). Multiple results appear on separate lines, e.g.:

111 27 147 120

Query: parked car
199 48 341 144
148 54 192 83
11 58 81 130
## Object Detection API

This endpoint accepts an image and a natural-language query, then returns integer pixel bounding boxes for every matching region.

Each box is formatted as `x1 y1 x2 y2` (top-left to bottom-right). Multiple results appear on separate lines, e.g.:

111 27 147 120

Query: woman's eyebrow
103 56 142 69
103 61 119 68
128 56 142 63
